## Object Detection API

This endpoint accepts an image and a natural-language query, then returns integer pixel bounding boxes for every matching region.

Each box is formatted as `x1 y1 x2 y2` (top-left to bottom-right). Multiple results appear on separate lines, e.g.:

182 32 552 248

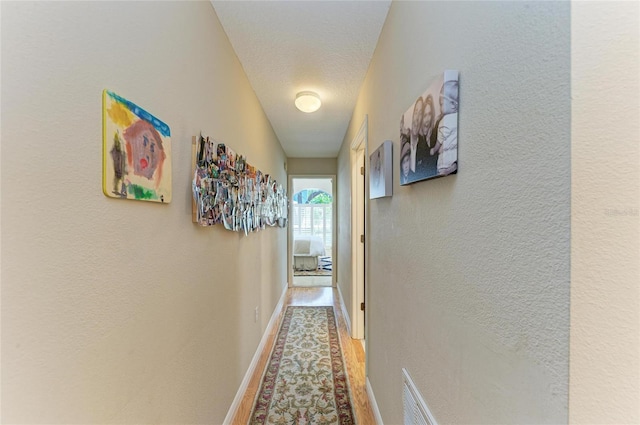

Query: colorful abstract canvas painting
103 90 172 203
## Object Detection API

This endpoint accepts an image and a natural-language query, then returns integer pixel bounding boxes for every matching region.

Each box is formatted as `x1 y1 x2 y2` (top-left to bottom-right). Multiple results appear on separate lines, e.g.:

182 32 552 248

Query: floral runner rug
249 306 356 424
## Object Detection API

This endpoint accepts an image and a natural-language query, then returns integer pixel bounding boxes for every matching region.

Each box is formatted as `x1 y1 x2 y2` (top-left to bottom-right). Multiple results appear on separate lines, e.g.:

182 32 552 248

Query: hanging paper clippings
192 134 287 233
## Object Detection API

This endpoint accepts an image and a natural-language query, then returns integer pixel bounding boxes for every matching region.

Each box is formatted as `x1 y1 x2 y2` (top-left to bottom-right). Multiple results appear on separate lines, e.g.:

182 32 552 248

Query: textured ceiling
211 1 391 158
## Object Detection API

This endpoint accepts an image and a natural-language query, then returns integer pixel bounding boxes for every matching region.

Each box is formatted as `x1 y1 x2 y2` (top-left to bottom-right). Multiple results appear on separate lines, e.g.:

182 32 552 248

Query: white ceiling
211 1 391 158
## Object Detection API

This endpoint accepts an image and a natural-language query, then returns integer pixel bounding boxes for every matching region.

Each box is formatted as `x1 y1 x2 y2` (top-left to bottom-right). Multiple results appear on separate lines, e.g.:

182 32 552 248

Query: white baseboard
223 285 288 425
336 283 352 336
366 377 384 425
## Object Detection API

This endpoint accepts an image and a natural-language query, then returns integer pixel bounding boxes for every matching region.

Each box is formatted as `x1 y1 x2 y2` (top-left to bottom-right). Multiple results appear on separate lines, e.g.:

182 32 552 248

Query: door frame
350 116 368 340
287 174 337 288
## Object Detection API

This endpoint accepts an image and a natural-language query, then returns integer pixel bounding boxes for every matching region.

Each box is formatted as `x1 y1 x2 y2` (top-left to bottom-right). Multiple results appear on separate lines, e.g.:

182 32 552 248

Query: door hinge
360 234 365 243
360 302 365 311
360 166 364 175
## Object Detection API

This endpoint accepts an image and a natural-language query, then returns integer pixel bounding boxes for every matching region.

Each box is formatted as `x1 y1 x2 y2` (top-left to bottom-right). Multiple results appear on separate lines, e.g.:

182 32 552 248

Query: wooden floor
231 287 375 424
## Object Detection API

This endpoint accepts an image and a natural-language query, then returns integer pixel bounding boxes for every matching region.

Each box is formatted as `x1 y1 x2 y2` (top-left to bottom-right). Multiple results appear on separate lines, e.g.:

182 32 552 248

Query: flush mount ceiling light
295 91 321 113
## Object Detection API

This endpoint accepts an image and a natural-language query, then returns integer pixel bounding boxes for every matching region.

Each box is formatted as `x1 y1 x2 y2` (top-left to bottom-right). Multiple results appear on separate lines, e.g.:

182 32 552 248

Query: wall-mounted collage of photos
192 134 287 234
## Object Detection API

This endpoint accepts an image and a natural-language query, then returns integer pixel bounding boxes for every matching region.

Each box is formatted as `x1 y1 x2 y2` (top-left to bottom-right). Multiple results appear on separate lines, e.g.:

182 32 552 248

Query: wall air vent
402 368 437 425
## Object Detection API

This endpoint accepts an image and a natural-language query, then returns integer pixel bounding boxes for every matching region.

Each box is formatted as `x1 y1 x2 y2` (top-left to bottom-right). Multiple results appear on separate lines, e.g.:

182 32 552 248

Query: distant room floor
292 275 332 287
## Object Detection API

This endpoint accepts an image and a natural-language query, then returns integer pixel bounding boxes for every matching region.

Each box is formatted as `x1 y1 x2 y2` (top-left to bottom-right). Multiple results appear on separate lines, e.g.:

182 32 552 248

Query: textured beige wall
570 2 640 423
1 2 287 423
287 157 337 175
337 2 570 423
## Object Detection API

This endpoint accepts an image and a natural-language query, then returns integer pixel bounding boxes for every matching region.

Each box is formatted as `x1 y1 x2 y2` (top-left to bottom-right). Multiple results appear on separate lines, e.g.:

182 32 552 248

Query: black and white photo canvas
400 70 459 185
370 140 393 199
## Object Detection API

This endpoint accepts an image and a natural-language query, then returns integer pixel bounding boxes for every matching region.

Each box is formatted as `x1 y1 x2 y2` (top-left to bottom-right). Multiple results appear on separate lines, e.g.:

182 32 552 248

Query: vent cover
402 368 437 425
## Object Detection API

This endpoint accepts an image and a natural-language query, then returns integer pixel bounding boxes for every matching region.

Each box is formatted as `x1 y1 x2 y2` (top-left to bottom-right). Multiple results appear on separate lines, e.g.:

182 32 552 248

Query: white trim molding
350 115 367 340
351 115 368 150
337 283 352 336
366 377 384 425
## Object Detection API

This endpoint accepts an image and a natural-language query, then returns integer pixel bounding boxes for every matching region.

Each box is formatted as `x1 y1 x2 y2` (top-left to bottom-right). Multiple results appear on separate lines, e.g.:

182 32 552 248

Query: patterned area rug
293 256 332 277
249 306 355 424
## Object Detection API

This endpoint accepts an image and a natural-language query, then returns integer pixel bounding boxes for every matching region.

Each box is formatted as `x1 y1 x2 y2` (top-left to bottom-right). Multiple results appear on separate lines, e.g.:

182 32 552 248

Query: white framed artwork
369 140 393 199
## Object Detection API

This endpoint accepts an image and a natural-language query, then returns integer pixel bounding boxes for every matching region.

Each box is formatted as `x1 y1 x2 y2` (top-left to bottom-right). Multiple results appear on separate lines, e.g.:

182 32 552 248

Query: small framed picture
370 140 393 199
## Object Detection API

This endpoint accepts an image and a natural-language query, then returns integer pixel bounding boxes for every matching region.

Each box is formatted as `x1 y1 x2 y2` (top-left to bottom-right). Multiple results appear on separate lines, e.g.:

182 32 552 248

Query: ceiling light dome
295 91 321 113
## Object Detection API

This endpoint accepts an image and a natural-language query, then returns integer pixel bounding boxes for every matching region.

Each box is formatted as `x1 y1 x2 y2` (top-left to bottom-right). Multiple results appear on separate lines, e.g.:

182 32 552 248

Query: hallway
231 287 375 424
2 2 637 423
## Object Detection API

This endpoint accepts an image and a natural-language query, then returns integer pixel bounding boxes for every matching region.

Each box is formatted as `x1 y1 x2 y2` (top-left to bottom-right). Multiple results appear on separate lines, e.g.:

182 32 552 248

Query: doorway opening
289 176 336 288
350 117 367 346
